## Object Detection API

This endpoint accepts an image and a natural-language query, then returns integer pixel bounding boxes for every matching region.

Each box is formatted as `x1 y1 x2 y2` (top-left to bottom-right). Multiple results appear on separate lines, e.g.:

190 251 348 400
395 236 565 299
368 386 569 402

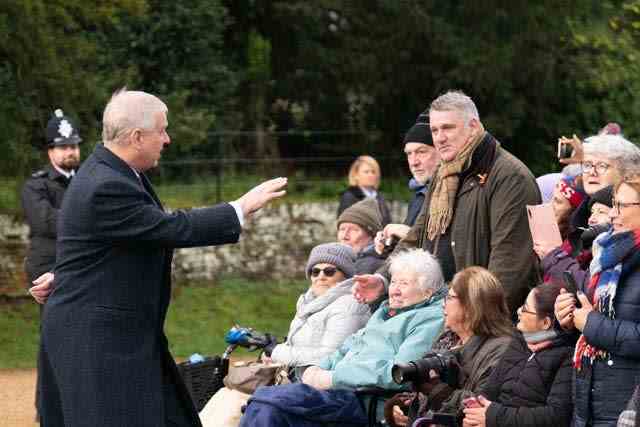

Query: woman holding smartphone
555 174 640 427
462 281 575 427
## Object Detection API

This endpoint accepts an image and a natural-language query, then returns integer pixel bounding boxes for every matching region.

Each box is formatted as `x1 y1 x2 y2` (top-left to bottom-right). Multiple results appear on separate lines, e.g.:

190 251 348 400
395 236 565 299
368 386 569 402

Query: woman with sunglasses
265 242 371 379
238 249 445 427
200 243 369 426
555 174 640 427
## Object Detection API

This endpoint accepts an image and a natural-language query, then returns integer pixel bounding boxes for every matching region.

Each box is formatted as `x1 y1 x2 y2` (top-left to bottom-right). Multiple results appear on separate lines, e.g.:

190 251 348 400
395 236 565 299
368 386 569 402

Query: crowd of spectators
195 89 640 427
28 89 640 427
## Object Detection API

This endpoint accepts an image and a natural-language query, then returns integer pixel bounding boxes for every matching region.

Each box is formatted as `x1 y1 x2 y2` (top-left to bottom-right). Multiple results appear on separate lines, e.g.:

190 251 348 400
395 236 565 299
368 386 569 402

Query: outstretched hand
352 274 385 304
235 177 287 217
30 272 54 304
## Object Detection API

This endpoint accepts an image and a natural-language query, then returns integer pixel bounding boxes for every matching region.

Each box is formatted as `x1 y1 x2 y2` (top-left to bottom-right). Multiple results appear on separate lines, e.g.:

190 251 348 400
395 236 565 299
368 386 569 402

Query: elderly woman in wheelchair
200 242 371 426
238 248 446 427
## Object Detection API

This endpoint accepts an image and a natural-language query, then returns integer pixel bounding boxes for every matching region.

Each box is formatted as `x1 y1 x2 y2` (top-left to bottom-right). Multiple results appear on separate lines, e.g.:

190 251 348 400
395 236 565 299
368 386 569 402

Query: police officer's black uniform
21 109 82 285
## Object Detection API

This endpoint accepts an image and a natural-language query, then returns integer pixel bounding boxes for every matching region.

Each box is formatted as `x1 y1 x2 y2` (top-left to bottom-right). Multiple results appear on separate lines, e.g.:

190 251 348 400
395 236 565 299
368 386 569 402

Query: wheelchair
177 325 274 412
354 387 459 427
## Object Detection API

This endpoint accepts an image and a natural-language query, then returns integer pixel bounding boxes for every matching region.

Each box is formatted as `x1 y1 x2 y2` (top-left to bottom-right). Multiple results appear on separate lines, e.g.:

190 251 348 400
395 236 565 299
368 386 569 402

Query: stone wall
0 201 407 294
0 214 29 295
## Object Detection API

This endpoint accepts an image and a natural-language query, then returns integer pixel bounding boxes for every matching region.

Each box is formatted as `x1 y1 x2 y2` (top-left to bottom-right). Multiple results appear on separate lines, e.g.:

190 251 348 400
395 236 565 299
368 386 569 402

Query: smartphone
557 140 574 159
562 271 582 308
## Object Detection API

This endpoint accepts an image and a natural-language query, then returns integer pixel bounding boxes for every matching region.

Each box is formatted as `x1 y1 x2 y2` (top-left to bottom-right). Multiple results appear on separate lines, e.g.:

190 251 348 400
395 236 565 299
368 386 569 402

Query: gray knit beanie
305 243 356 279
337 198 383 237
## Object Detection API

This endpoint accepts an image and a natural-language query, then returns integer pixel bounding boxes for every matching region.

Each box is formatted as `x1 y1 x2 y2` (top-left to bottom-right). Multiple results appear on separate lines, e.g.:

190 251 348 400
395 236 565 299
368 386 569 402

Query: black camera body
392 350 460 387
380 235 399 257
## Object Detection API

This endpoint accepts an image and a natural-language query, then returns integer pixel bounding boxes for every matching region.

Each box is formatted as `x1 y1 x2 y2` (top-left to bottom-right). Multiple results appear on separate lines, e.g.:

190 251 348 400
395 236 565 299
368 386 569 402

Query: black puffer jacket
481 332 574 427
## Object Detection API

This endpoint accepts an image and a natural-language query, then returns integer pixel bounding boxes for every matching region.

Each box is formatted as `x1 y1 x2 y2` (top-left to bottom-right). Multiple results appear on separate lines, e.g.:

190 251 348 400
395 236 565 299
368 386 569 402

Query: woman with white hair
239 249 446 427
537 134 640 283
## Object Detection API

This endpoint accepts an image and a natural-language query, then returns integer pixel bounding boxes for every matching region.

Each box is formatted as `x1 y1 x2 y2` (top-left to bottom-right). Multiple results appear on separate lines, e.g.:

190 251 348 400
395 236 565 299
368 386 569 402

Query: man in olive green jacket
354 90 541 313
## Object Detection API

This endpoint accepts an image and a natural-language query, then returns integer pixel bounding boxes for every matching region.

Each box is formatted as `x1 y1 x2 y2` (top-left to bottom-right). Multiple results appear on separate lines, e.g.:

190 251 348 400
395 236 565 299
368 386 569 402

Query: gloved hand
262 333 278 357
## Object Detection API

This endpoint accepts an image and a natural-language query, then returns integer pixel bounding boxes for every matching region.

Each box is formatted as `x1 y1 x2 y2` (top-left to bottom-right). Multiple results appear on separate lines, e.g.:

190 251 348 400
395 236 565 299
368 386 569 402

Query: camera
380 235 399 257
392 351 459 386
557 140 574 159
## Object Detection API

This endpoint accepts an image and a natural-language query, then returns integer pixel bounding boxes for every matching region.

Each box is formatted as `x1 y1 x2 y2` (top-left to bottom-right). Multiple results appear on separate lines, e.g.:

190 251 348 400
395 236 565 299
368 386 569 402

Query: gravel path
0 369 38 427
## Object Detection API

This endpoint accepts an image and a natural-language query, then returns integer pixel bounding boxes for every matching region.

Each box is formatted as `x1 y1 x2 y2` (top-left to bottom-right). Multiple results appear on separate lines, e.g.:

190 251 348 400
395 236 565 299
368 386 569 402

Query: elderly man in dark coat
38 88 286 427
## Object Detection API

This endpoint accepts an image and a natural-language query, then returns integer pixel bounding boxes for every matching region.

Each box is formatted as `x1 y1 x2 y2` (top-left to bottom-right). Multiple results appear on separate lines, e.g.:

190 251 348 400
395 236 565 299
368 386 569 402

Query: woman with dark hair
555 174 640 427
385 266 513 427
462 281 574 427
541 185 614 285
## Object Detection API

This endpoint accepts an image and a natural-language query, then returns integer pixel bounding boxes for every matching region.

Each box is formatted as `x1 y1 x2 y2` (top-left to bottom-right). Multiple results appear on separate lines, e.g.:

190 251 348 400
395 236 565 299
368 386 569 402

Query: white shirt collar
52 164 75 179
361 187 377 198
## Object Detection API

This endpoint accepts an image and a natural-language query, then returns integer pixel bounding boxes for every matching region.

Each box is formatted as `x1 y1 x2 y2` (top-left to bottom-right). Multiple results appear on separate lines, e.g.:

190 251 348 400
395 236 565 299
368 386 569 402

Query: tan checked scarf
427 124 486 241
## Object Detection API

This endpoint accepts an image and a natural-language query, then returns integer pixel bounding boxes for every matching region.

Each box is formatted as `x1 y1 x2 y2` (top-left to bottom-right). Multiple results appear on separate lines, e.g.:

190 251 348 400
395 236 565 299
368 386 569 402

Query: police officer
21 108 82 420
21 109 82 285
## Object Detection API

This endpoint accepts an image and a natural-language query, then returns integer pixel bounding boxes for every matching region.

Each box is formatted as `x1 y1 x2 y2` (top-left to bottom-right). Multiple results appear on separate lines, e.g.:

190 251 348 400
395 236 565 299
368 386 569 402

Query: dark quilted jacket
573 248 640 427
481 332 574 427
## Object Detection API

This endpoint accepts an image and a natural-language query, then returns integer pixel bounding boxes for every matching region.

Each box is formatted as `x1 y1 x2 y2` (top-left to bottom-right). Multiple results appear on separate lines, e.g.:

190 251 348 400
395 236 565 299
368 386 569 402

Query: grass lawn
0 277 307 369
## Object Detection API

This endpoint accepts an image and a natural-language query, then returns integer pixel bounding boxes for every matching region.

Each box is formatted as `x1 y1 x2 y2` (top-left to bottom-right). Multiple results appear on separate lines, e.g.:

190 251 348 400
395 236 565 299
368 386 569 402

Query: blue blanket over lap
239 383 368 427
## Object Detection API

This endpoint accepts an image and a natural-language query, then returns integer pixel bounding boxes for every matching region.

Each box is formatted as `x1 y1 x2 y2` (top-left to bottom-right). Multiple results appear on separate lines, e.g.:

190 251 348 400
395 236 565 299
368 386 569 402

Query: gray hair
102 87 168 145
429 90 480 125
583 134 640 178
562 163 583 178
388 249 444 293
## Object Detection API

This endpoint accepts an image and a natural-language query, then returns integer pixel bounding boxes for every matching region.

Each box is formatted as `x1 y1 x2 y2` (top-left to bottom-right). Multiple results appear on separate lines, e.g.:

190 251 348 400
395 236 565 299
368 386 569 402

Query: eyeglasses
612 198 640 212
582 161 611 175
518 305 537 315
311 267 338 277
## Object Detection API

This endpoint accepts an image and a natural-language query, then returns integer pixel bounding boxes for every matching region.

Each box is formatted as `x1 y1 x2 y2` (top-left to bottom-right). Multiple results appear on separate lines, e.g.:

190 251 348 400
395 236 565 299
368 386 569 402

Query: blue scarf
574 229 640 369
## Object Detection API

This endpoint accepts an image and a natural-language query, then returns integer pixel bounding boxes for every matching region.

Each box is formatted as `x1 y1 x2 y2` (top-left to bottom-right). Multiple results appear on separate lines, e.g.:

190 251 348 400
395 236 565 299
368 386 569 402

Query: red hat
557 178 586 209
599 122 622 135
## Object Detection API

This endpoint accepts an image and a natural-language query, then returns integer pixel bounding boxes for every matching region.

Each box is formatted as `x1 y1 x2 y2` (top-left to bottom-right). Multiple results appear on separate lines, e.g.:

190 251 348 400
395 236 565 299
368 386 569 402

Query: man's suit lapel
140 173 164 211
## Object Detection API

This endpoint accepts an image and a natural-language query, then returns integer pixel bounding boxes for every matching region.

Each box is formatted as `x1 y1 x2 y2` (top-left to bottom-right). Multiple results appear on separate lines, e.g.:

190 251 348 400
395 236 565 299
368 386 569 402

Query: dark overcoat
39 144 241 426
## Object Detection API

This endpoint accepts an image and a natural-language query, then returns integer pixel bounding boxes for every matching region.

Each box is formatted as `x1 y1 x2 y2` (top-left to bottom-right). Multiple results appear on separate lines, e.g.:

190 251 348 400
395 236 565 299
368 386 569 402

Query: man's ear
468 118 480 133
130 129 143 150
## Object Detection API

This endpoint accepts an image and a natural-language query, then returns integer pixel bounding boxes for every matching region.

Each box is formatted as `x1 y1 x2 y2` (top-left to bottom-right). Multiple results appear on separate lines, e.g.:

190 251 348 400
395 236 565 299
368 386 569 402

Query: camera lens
391 362 418 384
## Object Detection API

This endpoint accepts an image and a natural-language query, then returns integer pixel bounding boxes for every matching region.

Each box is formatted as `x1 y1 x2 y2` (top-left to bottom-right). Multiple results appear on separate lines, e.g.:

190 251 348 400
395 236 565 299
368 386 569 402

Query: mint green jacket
318 287 445 390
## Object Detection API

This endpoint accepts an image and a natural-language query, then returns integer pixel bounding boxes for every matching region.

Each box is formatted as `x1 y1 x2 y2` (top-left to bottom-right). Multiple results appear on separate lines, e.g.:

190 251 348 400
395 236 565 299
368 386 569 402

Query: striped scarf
574 229 640 370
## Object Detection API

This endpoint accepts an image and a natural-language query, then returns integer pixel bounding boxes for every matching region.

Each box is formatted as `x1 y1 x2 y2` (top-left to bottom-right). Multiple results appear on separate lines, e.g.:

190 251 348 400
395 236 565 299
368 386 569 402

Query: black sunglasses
311 267 338 277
